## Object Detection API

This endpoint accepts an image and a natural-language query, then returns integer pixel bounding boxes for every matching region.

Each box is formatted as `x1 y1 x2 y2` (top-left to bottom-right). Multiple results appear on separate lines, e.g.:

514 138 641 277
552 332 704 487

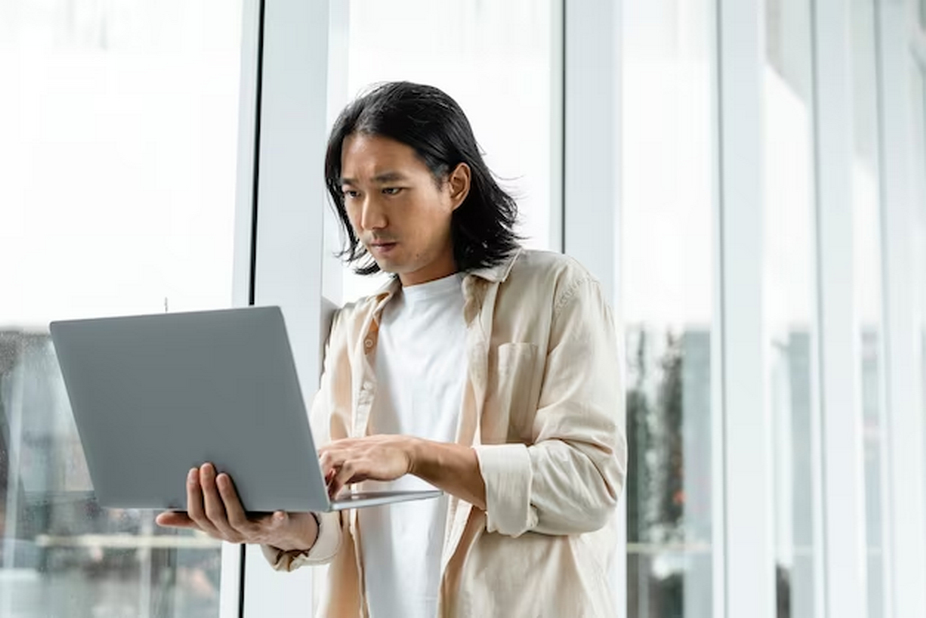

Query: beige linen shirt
263 249 627 618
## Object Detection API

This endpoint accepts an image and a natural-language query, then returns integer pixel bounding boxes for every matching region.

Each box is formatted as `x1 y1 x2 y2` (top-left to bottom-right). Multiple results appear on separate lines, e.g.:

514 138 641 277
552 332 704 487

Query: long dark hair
324 81 521 275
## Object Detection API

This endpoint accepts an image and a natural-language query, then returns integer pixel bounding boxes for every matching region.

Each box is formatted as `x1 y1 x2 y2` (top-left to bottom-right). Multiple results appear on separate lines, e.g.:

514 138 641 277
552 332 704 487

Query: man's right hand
155 463 319 552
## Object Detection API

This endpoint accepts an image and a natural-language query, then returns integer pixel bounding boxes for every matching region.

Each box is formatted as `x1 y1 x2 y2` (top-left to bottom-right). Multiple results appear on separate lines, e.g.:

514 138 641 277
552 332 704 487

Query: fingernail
188 468 197 481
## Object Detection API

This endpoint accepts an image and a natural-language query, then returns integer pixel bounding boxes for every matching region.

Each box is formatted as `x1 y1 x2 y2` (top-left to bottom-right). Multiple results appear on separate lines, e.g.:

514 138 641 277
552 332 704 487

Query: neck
398 252 457 287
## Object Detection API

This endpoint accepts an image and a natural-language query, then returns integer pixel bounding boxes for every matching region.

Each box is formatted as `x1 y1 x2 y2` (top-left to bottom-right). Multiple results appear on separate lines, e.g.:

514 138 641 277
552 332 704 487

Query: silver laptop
49 306 441 513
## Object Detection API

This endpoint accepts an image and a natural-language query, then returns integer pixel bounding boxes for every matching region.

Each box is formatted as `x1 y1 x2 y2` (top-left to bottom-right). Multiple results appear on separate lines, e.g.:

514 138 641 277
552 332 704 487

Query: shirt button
364 338 373 349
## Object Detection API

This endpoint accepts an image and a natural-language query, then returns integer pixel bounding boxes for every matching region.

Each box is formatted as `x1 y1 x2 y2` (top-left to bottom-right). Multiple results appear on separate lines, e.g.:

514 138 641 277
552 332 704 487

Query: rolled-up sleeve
475 275 627 538
474 443 535 535
261 510 343 571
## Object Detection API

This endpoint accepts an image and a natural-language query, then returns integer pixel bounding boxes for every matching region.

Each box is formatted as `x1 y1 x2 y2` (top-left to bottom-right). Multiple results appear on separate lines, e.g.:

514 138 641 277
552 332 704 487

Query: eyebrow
340 171 408 186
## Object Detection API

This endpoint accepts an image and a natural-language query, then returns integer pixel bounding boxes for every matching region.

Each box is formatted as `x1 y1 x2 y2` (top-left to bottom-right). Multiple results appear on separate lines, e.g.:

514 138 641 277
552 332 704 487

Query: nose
360 195 387 232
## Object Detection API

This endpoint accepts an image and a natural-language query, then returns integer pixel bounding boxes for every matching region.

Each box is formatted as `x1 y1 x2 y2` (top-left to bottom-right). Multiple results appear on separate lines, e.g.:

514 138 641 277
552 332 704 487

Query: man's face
340 133 469 286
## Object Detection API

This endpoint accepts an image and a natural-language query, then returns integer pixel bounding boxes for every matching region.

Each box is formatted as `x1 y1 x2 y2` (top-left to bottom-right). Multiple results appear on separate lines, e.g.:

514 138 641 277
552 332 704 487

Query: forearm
409 438 487 511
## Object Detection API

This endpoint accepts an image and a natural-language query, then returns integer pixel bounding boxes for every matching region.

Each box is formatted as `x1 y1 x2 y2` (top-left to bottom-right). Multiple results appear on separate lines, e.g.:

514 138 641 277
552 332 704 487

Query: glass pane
0 2 242 616
914 67 926 542
765 0 819 616
340 0 559 302
627 551 712 617
851 1 887 616
915 67 926 188
623 1 716 616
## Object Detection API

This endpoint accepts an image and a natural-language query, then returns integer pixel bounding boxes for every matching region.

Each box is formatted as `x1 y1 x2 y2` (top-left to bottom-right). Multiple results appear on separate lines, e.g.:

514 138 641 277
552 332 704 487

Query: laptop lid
50 306 333 513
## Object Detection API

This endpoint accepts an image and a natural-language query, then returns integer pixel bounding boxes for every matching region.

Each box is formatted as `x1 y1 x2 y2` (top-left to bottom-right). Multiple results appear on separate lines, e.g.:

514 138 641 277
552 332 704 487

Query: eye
342 189 360 199
382 187 403 196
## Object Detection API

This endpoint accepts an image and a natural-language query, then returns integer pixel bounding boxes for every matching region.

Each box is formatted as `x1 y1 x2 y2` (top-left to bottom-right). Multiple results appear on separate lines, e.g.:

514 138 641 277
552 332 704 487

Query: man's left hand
319 435 487 510
318 435 420 499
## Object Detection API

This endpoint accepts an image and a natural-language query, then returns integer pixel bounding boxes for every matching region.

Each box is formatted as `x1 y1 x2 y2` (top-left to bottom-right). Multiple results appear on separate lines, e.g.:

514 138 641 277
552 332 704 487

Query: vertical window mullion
876 1 926 617
716 0 776 615
237 0 332 615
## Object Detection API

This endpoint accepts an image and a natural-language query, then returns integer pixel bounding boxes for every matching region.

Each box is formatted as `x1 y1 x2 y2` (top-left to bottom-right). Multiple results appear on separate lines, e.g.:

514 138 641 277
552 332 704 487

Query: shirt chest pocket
495 342 539 442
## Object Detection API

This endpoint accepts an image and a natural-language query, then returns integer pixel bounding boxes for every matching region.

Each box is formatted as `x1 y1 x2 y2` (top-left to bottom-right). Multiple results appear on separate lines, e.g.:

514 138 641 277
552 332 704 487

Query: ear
447 163 471 211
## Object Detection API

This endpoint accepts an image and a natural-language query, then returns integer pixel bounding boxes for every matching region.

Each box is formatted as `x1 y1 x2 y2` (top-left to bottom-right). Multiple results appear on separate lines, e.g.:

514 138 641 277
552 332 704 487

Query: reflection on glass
623 0 715 616
851 1 887 616
626 331 712 617
765 0 818 616
341 0 558 302
0 2 240 616
1 336 223 618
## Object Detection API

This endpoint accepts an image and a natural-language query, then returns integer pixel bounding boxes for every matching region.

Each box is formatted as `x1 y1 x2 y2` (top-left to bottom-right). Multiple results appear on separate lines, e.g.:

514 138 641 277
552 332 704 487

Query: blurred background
1 1 925 617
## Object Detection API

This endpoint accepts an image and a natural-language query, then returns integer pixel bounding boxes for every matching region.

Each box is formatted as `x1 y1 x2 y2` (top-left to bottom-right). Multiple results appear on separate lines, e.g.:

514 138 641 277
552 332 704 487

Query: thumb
156 511 194 528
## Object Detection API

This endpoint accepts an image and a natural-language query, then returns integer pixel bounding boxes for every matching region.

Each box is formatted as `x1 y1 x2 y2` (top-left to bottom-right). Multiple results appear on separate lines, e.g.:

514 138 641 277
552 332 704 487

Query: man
158 81 626 617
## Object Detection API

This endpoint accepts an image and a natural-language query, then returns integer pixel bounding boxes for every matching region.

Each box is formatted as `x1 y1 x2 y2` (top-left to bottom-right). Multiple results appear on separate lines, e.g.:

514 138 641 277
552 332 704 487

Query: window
764 0 819 616
338 0 560 302
915 66 926 190
851 1 888 616
914 66 926 546
0 2 242 616
622 1 716 616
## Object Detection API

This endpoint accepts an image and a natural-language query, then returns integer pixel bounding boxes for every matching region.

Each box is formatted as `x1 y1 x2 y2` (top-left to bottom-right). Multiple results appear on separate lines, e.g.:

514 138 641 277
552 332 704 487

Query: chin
371 259 401 275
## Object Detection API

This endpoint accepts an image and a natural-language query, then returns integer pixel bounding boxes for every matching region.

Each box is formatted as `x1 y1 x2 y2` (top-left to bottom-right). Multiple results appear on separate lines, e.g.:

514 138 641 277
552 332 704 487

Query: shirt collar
465 248 521 284
368 247 522 321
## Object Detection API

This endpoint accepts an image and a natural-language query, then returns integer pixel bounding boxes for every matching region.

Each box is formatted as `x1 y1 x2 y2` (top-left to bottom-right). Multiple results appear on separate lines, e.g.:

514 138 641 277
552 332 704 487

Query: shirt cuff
474 443 535 537
261 511 342 572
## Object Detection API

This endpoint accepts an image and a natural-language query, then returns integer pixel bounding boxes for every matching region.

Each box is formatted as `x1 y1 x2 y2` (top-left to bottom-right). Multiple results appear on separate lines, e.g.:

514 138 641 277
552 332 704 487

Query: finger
269 510 289 530
318 449 342 477
320 458 344 495
326 459 351 498
216 473 254 534
329 460 368 499
155 511 196 529
201 464 241 541
186 467 220 536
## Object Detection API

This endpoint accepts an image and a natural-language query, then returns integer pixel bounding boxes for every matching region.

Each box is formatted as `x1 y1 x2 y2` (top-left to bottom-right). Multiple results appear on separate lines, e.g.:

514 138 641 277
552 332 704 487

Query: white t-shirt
359 273 467 618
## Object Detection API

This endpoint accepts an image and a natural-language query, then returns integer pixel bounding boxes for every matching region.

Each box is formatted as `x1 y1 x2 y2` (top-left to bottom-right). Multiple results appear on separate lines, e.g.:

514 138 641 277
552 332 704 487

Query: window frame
226 1 926 617
876 0 926 616
229 0 337 615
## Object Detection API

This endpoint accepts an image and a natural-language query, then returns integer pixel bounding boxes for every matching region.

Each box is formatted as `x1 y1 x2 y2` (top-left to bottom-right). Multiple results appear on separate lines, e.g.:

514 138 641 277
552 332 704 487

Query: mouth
369 241 398 255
